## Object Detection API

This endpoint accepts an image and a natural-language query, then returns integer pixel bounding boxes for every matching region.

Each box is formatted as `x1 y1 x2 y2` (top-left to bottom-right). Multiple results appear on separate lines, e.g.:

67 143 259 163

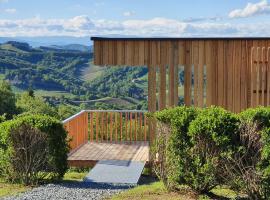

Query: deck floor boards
68 142 149 167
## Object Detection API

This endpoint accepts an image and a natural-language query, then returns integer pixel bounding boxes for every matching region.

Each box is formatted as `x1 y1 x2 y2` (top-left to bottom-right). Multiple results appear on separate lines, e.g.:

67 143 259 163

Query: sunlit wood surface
68 141 149 167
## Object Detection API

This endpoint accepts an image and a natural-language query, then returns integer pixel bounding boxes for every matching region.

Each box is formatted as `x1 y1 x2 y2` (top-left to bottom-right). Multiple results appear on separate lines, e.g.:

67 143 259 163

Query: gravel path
1 182 132 200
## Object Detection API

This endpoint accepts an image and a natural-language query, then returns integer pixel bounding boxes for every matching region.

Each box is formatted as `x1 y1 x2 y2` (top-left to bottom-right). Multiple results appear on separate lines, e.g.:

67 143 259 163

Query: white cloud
94 1 105 7
183 16 223 22
5 8 16 14
0 0 9 3
0 16 270 37
123 11 135 17
229 0 270 18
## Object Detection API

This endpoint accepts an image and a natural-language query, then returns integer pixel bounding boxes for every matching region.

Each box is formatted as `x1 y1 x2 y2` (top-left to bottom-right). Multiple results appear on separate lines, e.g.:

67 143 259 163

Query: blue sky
0 0 270 37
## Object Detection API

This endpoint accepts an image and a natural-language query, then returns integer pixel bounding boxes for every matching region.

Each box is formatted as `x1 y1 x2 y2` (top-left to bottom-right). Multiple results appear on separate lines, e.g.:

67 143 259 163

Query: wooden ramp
68 142 149 167
84 160 145 185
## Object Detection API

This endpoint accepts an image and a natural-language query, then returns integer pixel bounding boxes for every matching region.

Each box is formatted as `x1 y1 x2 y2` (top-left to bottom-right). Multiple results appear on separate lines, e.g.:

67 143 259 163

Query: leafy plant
10 124 49 185
0 114 69 183
16 92 58 118
225 107 270 199
153 106 198 189
186 107 239 193
0 81 17 119
153 106 240 193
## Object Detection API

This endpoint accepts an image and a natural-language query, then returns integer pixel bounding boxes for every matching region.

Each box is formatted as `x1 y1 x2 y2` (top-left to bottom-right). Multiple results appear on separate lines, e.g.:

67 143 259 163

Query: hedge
187 107 239 192
153 106 199 189
0 114 69 182
153 106 270 198
238 107 270 198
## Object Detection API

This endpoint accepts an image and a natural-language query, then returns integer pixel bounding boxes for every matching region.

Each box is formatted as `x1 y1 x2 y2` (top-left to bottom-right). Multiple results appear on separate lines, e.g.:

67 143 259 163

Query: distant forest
0 41 149 111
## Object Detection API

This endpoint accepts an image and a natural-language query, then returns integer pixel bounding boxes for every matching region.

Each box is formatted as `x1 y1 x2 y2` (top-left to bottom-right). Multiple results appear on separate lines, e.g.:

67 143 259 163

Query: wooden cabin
64 37 270 167
91 37 270 113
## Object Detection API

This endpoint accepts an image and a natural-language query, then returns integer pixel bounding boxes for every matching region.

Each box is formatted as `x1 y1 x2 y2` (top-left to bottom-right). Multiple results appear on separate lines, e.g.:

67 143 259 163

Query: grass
63 171 88 182
110 181 241 200
33 90 76 99
0 179 30 198
82 62 105 81
110 182 196 200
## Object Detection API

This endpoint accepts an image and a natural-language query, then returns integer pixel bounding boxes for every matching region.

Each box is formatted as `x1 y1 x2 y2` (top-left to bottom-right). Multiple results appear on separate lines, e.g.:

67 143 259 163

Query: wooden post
148 64 156 143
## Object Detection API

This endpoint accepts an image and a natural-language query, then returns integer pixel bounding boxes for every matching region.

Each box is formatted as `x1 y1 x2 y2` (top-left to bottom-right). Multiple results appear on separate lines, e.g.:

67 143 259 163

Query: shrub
222 107 270 199
153 106 270 198
154 106 240 193
0 114 6 123
187 106 239 193
153 106 198 189
0 114 69 183
16 92 59 118
221 121 264 199
10 124 49 185
0 81 17 119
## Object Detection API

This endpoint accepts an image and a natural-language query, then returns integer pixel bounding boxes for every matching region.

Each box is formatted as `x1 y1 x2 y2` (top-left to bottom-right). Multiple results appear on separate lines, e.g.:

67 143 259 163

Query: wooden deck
68 142 149 167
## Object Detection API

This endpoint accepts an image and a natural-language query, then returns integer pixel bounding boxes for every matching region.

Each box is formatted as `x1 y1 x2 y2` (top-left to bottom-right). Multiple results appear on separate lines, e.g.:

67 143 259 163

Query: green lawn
110 181 241 200
0 180 30 198
110 182 195 200
62 171 88 182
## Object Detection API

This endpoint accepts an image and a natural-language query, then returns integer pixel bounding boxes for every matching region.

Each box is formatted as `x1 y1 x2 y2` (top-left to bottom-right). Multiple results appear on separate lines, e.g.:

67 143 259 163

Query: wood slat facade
92 37 270 113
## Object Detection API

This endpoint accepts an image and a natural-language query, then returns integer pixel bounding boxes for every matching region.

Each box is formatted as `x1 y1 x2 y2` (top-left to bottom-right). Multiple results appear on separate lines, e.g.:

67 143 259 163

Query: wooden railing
251 47 270 107
63 110 89 152
63 110 149 152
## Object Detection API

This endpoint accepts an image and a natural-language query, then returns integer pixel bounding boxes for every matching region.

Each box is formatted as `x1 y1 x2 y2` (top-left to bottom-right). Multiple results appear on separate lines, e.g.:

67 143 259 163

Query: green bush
0 81 17 119
239 106 270 128
10 124 49 185
153 106 199 189
0 114 6 123
187 106 239 193
0 114 69 182
234 107 270 198
154 106 240 193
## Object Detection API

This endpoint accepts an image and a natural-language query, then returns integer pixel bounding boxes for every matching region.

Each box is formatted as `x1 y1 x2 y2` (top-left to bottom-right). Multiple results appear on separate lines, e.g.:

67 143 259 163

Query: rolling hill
0 41 149 110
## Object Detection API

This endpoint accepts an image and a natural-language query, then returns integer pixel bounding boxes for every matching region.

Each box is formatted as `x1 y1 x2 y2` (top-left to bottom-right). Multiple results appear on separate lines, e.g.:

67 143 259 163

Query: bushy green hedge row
153 106 270 199
0 114 69 183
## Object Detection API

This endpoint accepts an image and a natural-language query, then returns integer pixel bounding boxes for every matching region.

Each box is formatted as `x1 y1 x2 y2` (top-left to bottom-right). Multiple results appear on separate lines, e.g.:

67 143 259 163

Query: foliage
16 92 58 118
223 107 270 199
10 124 49 185
221 121 264 199
153 106 240 193
0 114 69 183
187 107 239 192
0 81 17 119
87 67 147 100
0 42 151 110
154 106 270 198
0 42 91 96
57 104 78 120
0 115 6 123
153 106 198 189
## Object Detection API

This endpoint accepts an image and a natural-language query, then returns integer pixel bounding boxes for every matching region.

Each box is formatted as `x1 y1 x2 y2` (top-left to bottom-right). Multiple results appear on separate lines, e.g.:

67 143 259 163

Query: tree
0 81 17 119
16 92 58 118
57 104 78 120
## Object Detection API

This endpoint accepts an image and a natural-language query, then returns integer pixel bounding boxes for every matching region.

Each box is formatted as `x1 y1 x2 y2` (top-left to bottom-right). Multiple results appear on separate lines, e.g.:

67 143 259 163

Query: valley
0 41 148 111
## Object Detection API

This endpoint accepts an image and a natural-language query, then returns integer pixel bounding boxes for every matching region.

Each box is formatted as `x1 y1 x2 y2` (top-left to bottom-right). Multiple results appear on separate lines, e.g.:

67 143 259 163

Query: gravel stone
1 182 132 200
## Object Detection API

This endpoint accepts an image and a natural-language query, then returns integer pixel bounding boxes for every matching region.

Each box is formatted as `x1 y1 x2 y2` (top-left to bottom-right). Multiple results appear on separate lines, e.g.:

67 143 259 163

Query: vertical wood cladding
93 38 270 112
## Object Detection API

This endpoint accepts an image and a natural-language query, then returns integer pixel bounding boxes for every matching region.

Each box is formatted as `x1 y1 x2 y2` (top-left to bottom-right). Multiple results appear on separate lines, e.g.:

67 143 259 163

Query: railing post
63 110 150 151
